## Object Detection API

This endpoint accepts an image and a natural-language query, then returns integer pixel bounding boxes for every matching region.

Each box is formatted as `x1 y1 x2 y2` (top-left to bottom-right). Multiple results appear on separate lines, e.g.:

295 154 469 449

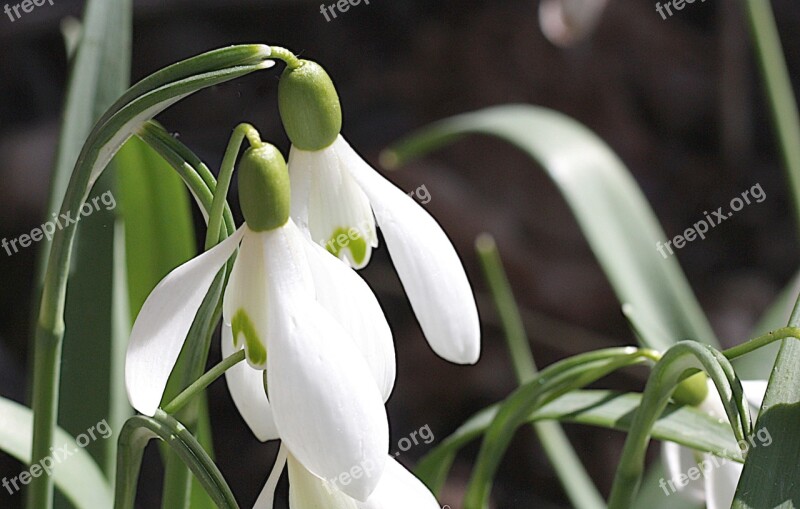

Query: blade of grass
475 233 604 509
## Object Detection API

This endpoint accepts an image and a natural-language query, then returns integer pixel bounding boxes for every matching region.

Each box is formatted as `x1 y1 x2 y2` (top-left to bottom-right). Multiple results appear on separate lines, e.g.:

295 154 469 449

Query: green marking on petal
232 308 267 366
324 227 368 266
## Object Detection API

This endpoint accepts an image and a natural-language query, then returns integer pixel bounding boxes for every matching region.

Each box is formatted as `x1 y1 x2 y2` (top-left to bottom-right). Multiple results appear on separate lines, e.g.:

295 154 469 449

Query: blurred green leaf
417 389 742 496
116 135 195 318
0 396 112 508
386 105 717 351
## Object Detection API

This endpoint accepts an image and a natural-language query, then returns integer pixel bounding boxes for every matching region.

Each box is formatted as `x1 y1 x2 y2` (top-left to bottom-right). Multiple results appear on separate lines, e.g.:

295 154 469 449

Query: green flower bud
238 143 291 231
672 371 709 407
278 60 342 151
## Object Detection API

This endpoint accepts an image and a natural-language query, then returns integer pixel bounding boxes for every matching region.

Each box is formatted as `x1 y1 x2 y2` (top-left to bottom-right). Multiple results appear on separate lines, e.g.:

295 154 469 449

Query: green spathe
238 143 291 231
278 60 342 151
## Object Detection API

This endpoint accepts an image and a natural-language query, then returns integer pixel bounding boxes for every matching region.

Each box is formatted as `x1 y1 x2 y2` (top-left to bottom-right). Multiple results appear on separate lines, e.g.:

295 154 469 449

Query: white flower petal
125 226 245 416
357 458 440 509
264 223 388 501
742 380 768 409
221 324 278 442
287 456 440 509
339 136 480 364
288 143 378 269
660 442 706 502
705 458 742 509
223 227 270 369
302 239 396 401
288 455 358 509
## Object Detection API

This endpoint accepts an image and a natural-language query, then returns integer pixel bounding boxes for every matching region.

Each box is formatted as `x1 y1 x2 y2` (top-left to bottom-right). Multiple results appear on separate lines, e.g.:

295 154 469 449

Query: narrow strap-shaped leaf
416 389 742 496
0 396 112 508
460 347 659 508
385 106 717 351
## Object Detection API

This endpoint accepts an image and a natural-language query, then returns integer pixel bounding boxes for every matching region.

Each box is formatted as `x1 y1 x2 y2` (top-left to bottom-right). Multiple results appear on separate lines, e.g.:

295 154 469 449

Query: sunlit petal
288 455 357 509
340 136 480 364
302 238 396 400
357 458 440 509
221 324 278 442
264 223 388 501
125 226 245 416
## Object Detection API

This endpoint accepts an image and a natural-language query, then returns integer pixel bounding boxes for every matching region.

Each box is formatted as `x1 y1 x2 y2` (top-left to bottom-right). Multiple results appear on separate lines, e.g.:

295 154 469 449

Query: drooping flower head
277 58 482 365
125 136 392 500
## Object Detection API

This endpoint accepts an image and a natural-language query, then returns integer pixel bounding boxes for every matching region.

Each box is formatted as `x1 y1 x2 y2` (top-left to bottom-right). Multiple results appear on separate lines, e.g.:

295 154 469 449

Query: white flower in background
539 0 609 47
278 59 481 366
662 379 768 509
125 142 393 500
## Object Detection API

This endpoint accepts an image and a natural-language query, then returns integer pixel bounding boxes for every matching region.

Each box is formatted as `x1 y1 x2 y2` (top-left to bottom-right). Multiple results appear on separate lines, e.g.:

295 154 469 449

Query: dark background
1 0 799 507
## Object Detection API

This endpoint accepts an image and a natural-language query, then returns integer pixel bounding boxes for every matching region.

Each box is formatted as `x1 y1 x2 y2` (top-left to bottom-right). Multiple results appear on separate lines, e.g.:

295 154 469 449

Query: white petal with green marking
288 142 377 269
221 324 278 442
223 227 270 369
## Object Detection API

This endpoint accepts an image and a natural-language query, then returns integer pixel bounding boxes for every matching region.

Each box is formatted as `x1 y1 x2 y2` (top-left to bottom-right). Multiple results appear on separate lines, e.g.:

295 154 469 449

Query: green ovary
232 308 267 366
325 227 368 266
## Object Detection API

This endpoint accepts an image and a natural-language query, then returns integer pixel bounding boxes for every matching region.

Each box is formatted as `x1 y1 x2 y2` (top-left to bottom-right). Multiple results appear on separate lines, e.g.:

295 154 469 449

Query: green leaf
115 135 196 319
385 105 717 351
416 390 742 496
39 0 133 491
459 347 659 508
0 396 112 508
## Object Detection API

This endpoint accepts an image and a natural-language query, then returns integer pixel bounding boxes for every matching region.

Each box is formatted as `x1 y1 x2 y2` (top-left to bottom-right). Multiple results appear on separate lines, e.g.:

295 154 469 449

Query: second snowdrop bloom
278 58 481 366
662 379 768 509
125 140 393 500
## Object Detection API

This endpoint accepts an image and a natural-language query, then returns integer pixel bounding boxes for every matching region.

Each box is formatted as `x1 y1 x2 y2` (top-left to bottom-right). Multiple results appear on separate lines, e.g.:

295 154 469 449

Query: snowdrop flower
277 58 481 365
125 140 393 500
662 379 768 509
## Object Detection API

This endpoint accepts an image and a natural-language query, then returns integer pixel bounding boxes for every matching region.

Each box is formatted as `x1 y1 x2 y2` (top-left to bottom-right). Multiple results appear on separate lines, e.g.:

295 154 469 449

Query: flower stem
206 123 262 250
163 350 246 415
723 326 800 360
270 46 303 70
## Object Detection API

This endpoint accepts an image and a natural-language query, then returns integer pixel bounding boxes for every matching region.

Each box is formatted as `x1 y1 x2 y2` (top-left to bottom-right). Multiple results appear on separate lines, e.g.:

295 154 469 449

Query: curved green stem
607 341 751 509
723 326 800 360
28 46 270 509
270 46 303 69
206 123 262 250
164 350 246 415
114 410 239 509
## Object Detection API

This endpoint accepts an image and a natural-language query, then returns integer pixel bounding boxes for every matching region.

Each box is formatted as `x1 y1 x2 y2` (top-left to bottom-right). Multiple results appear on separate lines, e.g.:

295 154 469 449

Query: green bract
238 143 291 231
278 60 342 151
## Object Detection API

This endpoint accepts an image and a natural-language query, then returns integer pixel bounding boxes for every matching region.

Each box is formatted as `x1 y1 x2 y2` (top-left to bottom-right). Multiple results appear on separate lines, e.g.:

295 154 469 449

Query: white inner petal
288 143 378 269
